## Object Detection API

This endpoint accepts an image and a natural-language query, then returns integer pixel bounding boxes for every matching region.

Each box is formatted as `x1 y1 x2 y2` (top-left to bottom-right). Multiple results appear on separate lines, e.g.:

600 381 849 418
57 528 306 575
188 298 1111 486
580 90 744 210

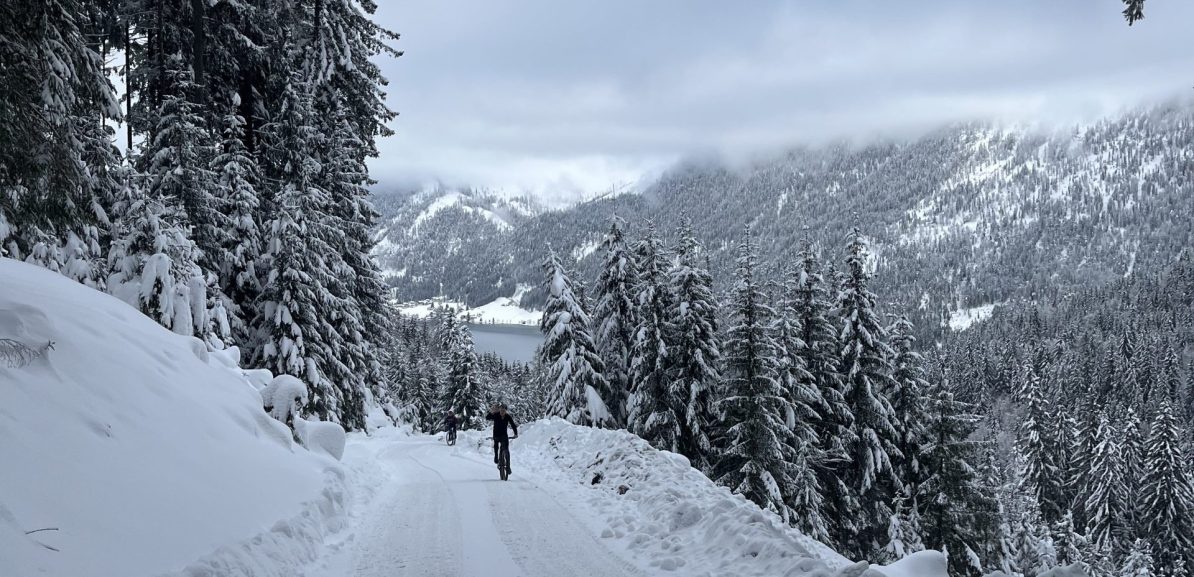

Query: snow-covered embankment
0 259 350 577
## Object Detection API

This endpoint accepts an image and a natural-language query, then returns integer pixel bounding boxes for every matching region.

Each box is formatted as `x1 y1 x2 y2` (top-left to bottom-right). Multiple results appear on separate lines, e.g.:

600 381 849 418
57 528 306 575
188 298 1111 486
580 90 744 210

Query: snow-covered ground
304 419 947 577
947 303 998 331
396 286 540 326
0 259 348 577
2 258 948 577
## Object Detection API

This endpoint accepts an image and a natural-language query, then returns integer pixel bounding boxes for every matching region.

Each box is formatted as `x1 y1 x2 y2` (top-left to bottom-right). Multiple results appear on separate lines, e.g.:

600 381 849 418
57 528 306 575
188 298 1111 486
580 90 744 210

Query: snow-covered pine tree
627 222 679 449
1120 539 1156 577
538 250 613 427
773 264 821 453
0 0 121 280
210 111 264 344
105 175 207 337
1120 405 1147 538
881 494 926 563
1019 361 1067 527
773 262 830 537
665 216 722 471
835 227 902 559
791 238 856 548
919 378 1003 577
713 226 797 523
254 70 348 424
591 218 639 427
441 320 484 429
887 314 930 504
1139 395 1194 574
1083 412 1128 558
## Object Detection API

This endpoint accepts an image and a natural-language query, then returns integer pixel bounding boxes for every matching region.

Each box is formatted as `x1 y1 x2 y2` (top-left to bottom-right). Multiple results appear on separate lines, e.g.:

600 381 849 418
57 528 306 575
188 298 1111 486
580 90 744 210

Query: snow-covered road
306 434 644 577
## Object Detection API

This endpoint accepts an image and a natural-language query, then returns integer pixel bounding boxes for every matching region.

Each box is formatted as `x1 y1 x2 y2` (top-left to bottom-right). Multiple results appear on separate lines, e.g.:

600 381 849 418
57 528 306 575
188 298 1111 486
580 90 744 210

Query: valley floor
305 430 644 577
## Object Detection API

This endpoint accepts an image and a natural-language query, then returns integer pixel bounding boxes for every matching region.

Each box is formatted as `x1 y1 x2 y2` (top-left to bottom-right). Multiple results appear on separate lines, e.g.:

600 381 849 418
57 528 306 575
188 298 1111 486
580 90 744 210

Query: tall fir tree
713 226 798 523
254 70 348 424
791 238 856 547
664 217 722 471
1139 395 1194 574
835 227 901 559
538 251 612 427
1083 412 1128 557
919 378 1003 577
627 222 679 448
440 319 483 428
591 218 639 427
887 315 930 504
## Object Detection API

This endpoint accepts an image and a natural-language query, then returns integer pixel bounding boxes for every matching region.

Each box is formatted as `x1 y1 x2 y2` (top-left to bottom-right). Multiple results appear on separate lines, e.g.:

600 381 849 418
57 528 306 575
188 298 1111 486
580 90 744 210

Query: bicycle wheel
500 447 511 481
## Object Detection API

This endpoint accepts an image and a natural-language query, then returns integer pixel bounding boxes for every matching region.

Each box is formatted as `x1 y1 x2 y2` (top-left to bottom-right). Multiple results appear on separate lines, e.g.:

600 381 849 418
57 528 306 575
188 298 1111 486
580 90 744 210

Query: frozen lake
470 323 543 363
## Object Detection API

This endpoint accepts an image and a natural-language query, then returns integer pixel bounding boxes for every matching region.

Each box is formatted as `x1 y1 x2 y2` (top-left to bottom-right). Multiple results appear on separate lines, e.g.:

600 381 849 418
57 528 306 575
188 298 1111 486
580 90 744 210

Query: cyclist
485 404 518 474
443 410 458 445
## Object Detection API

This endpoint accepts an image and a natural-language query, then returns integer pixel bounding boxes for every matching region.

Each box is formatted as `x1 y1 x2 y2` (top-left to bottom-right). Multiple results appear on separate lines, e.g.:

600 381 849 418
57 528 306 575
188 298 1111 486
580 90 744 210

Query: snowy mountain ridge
371 104 1194 334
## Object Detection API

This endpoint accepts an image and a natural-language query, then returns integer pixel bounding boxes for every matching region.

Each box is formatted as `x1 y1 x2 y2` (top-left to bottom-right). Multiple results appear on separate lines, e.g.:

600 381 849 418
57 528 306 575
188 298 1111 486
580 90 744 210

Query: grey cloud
368 0 1194 201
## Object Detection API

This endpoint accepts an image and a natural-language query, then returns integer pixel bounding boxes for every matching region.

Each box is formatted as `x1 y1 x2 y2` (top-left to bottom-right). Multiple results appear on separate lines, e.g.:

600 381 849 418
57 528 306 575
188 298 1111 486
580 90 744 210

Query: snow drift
457 419 948 577
0 259 346 577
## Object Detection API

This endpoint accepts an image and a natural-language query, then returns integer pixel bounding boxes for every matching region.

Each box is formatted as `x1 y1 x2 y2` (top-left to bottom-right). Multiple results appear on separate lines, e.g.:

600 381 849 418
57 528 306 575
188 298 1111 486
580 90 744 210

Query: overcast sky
368 0 1194 204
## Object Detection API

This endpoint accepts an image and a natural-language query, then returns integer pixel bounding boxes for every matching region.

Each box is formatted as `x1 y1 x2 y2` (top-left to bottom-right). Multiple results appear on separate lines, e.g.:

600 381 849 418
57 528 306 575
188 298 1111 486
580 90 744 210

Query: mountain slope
372 104 1194 333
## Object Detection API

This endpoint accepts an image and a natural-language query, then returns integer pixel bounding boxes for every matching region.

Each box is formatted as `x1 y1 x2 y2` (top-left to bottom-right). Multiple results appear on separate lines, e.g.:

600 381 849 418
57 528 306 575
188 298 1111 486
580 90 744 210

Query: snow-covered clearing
396 287 540 326
947 303 997 331
306 420 946 577
0 259 347 577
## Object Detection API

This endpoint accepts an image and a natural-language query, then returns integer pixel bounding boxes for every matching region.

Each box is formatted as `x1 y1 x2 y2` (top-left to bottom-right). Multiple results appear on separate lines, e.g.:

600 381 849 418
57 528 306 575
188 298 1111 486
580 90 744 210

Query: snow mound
0 259 346 577
262 374 309 423
446 420 910 577
296 419 348 461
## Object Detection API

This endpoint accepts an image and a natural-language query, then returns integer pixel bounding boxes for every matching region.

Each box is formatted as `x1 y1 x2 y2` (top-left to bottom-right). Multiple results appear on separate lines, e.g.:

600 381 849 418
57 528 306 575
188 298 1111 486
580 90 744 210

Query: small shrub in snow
0 338 54 368
261 375 308 431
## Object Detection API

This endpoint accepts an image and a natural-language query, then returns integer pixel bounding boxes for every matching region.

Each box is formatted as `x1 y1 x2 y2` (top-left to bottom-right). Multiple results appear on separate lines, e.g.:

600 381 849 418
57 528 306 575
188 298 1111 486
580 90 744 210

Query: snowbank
456 419 948 577
0 259 346 577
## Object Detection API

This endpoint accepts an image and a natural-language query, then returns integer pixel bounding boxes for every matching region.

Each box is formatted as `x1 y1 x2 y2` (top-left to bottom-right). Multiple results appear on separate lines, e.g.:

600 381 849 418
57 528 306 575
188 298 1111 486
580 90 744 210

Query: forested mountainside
372 103 1194 333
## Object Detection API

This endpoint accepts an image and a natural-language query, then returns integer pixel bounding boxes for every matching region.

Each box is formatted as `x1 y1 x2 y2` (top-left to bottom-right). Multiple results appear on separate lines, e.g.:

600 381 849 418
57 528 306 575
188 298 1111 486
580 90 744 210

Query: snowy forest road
305 436 645 577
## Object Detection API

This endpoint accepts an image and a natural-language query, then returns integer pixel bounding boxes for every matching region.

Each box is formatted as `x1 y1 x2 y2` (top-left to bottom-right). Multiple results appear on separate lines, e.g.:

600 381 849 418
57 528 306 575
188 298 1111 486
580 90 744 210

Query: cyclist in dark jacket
443 411 458 444
486 404 518 469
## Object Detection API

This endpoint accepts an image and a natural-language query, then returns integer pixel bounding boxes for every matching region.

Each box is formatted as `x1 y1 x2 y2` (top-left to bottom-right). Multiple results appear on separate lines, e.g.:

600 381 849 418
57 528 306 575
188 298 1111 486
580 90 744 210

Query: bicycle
445 427 457 446
487 436 517 481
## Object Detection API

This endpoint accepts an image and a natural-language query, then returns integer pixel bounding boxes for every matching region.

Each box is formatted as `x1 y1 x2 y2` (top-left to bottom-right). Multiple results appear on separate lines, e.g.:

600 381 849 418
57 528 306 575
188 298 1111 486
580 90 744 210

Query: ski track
310 437 645 577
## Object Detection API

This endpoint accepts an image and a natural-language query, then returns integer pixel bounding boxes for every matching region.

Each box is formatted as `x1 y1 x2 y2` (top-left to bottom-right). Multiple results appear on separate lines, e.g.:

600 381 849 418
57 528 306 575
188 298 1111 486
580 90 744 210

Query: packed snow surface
0 259 345 577
306 418 946 577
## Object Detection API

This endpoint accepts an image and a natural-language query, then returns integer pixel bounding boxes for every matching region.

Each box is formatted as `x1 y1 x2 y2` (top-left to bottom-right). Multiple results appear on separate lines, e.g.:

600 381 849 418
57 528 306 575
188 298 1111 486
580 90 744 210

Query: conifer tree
591 219 639 426
1084 412 1128 557
1020 362 1066 526
628 222 677 446
714 226 797 523
254 71 348 423
888 315 930 501
210 111 263 343
441 320 483 428
791 238 855 547
919 379 1002 577
1 0 121 274
836 227 901 558
1121 539 1156 577
538 251 612 427
665 217 722 469
1140 396 1194 573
